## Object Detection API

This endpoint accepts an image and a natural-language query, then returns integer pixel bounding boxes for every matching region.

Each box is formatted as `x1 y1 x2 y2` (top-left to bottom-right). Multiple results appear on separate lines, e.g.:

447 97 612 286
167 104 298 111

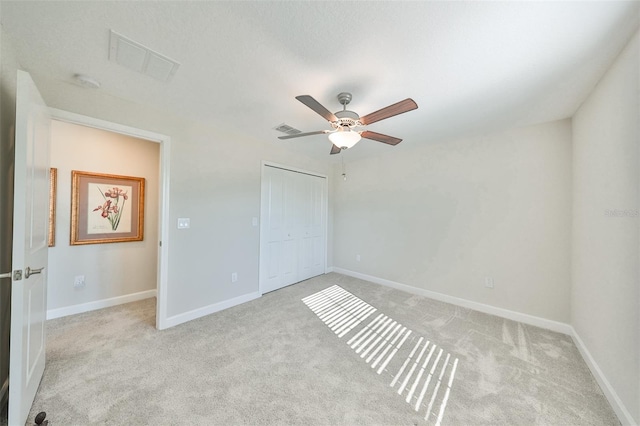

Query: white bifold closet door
260 165 326 293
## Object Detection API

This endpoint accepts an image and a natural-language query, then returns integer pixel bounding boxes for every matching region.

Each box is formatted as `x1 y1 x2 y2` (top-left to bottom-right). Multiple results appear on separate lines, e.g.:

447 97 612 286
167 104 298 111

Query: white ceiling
1 1 638 161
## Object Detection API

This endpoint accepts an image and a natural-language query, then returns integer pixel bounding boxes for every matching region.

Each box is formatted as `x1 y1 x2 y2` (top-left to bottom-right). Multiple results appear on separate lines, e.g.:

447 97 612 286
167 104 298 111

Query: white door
261 166 298 293
297 173 325 281
260 165 326 294
261 166 284 292
9 71 50 426
280 170 298 287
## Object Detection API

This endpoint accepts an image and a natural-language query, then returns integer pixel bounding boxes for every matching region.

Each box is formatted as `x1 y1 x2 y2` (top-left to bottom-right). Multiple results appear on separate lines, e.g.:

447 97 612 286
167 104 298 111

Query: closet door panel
280 168 299 287
309 174 325 277
261 167 284 292
298 173 314 281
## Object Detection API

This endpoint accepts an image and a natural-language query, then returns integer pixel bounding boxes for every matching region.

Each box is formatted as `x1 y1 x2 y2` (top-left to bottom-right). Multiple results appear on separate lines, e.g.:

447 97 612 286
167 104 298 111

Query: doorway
49 109 170 329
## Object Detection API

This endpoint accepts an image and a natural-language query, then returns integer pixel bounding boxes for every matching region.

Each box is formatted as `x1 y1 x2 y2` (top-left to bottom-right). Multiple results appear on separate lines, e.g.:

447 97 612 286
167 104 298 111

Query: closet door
261 166 296 293
298 172 325 281
260 165 326 294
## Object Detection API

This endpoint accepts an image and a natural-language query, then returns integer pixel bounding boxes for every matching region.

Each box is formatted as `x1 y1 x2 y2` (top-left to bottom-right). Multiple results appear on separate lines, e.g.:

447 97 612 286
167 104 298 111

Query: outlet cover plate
74 275 85 288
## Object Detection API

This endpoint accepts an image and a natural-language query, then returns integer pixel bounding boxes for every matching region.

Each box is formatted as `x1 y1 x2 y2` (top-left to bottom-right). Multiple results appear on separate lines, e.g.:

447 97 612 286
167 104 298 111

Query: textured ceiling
1 1 638 161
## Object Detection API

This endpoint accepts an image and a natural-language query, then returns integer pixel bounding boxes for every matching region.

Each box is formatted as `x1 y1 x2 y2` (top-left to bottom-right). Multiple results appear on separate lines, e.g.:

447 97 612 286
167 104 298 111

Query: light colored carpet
11 273 619 425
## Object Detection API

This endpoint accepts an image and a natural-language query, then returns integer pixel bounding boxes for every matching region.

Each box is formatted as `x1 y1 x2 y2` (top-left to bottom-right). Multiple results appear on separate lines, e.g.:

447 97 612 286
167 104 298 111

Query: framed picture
71 171 145 245
48 167 57 247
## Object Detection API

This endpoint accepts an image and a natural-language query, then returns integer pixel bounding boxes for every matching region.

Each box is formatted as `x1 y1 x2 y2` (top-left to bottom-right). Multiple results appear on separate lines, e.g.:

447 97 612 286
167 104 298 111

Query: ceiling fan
278 92 418 155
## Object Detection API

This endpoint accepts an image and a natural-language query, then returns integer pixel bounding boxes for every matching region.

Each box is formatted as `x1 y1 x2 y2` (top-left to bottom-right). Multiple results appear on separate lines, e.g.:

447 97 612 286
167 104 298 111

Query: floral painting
71 171 145 245
88 184 133 234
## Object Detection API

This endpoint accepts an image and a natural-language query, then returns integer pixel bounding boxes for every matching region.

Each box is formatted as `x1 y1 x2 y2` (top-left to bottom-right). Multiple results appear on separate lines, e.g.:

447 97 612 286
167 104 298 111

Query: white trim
49 108 165 142
323 171 329 275
331 267 573 335
261 161 327 179
48 108 171 331
155 130 171 330
163 291 261 329
570 327 637 426
46 290 157 320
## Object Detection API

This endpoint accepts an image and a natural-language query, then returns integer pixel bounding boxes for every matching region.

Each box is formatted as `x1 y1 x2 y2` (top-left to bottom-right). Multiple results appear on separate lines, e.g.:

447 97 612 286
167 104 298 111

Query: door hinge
13 270 22 281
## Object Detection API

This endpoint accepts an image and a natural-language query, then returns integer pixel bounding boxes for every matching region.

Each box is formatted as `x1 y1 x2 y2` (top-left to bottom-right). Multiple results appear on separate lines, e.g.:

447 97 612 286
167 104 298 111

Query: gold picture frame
48 167 57 247
71 171 145 245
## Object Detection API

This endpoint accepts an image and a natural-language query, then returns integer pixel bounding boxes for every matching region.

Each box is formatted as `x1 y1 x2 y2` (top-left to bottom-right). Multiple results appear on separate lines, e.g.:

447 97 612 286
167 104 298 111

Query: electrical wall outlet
231 272 238 283
74 275 85 288
356 254 361 262
484 277 494 289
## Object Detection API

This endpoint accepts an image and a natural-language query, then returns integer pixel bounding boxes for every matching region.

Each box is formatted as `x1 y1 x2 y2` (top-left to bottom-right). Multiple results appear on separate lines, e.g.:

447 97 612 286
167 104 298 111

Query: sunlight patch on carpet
302 285 377 337
303 285 459 425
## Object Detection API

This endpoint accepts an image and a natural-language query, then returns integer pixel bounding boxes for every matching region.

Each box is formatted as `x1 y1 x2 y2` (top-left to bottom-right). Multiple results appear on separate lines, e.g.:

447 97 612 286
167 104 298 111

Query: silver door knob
25 266 44 279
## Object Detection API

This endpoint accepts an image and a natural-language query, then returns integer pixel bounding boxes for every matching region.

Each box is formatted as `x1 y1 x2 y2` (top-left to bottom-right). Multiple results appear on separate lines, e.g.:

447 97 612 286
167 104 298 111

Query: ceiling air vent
109 30 180 82
274 123 302 135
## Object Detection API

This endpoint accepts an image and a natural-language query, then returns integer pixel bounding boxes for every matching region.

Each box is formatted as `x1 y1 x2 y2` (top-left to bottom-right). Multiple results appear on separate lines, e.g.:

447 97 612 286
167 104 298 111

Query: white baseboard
331 267 573 335
570 327 637 425
163 291 261 329
47 289 157 320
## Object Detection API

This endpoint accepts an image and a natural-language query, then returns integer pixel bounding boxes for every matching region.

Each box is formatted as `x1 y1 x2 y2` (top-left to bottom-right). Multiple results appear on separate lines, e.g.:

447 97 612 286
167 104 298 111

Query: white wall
164 122 332 318
48 120 159 312
333 119 573 323
572 29 639 424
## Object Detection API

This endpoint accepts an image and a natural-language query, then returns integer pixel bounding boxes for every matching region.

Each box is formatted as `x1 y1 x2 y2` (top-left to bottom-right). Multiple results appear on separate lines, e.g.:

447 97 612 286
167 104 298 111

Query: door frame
259 161 328 295
48 108 171 330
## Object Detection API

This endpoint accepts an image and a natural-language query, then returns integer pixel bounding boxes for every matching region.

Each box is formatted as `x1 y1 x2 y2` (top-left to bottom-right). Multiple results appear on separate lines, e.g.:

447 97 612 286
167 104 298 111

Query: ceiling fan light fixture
328 129 361 150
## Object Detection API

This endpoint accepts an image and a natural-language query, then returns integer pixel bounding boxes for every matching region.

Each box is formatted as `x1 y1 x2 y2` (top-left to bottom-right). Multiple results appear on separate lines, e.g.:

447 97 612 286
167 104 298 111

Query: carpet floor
12 273 619 425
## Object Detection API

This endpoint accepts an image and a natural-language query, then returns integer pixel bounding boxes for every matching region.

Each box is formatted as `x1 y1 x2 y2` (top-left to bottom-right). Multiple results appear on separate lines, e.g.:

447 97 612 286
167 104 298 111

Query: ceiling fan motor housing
333 110 360 128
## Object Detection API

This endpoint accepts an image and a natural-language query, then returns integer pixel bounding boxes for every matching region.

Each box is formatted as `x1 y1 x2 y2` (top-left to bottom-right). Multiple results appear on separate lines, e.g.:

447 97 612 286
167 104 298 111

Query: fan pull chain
341 154 347 181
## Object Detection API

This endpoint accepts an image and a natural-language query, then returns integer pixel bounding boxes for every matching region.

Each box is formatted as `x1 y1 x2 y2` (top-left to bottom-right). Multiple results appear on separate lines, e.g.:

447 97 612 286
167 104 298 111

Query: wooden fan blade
359 98 418 125
296 95 338 122
330 144 341 155
278 130 329 140
361 131 402 146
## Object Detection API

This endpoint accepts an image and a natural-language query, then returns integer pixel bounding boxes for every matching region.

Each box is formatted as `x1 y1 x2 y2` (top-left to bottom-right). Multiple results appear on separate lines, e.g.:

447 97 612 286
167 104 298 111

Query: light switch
177 218 190 229
252 217 258 227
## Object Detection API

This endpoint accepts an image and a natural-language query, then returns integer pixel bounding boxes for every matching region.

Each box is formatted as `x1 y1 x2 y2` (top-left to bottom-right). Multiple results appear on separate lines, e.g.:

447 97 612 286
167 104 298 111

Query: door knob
25 266 45 279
